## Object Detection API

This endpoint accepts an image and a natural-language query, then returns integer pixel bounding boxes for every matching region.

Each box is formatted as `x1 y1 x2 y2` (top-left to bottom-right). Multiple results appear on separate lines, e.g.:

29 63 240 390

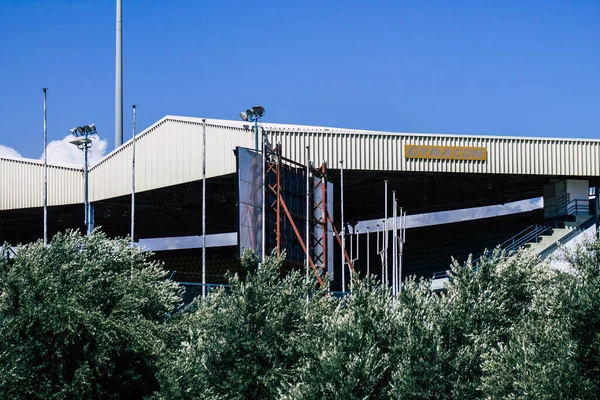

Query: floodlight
237 104 266 151
77 126 85 134
70 138 92 147
83 125 92 133
251 105 265 116
89 124 96 133
70 128 78 135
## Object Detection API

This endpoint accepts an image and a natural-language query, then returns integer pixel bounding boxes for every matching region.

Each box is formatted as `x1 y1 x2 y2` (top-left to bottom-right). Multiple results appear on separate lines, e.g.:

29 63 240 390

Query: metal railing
431 196 591 282
544 195 589 219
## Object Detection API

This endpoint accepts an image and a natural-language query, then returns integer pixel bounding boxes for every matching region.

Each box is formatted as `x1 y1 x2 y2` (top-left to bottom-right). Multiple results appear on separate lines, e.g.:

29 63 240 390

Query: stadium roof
1 115 599 211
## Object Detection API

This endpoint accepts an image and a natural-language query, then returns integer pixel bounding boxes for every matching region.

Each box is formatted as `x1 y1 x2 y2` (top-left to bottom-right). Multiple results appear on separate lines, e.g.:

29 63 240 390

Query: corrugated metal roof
1 115 599 211
0 157 82 210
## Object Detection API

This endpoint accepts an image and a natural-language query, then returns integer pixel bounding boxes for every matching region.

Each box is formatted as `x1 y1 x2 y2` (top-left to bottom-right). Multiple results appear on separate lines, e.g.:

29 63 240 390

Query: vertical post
276 145 282 255
350 227 353 278
399 208 405 293
43 88 48 245
305 146 310 284
261 123 266 262
384 180 388 287
366 227 370 276
84 132 90 235
321 161 328 274
340 160 345 294
202 119 207 297
378 223 383 282
115 0 123 148
131 105 136 245
351 229 359 292
392 191 397 297
596 186 600 240
254 117 259 152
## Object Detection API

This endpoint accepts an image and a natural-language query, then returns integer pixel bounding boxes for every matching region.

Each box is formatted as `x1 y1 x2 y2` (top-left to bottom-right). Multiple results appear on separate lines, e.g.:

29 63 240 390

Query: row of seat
403 210 545 278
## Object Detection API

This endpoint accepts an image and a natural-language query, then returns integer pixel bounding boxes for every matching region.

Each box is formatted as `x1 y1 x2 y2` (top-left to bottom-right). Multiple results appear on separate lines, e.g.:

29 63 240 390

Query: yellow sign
404 145 487 161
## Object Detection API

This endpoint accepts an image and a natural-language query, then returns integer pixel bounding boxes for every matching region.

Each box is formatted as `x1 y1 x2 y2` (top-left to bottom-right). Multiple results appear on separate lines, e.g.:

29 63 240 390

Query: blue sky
0 0 598 160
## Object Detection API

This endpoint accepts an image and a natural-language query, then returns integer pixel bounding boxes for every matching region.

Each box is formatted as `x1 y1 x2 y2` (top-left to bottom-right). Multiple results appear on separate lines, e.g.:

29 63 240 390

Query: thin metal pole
305 146 310 284
276 145 282 255
261 124 266 262
399 208 405 293
366 227 370 276
43 88 48 245
384 180 388 287
321 161 328 275
351 229 359 292
131 105 136 245
340 160 345 294
393 190 397 297
378 223 384 282
202 119 207 297
350 228 353 276
84 132 90 235
254 118 259 152
115 0 123 148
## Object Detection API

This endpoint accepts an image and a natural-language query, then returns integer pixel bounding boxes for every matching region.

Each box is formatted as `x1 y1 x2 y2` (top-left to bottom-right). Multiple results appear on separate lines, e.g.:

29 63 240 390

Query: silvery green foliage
388 275 450 399
280 276 396 400
156 249 334 400
0 230 182 399
159 241 600 400
553 237 600 399
389 248 584 400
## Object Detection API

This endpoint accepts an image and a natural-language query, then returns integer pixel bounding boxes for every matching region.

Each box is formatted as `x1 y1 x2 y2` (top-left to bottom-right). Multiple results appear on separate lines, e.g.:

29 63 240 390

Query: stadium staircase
431 197 596 292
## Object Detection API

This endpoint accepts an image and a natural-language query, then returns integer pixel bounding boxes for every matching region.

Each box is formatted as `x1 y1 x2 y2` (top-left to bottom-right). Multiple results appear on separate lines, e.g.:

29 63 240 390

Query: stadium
1 114 598 296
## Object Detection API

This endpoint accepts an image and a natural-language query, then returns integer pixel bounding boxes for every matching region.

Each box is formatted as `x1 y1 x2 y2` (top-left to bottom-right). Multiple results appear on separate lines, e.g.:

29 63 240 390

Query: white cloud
44 134 108 166
0 144 22 158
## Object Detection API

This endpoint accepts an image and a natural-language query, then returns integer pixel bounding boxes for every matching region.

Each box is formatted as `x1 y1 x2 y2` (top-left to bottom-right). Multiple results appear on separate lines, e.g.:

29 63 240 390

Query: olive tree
0 230 182 399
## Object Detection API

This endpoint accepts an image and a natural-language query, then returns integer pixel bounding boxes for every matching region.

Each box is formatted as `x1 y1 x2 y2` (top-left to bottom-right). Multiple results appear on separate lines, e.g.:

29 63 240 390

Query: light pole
43 88 48 245
239 105 265 151
239 105 266 260
131 106 137 245
70 124 96 236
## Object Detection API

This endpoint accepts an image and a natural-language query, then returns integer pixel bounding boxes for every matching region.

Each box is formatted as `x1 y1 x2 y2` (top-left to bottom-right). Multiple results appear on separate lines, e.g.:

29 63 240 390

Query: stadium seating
152 249 243 285
403 209 545 279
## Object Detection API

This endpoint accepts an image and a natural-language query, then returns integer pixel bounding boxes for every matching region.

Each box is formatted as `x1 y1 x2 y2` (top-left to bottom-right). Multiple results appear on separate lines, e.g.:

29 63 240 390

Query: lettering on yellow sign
404 145 487 161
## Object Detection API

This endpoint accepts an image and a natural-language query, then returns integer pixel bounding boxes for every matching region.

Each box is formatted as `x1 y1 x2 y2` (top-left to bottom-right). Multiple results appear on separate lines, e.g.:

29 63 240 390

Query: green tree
0 230 182 399
389 249 564 399
554 237 600 399
157 250 333 400
281 276 397 400
388 275 451 399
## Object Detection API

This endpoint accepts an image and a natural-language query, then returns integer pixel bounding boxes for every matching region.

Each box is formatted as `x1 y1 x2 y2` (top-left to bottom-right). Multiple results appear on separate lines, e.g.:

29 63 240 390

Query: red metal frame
264 146 355 288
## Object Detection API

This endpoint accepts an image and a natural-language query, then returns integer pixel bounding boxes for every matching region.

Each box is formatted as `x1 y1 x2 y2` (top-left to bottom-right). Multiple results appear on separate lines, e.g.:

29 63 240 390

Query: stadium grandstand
1 115 599 294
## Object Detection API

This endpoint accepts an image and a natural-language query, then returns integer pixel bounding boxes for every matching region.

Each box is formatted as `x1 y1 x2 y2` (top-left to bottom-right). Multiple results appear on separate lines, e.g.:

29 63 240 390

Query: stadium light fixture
69 124 96 236
238 106 266 151
69 138 93 148
71 124 97 137
251 105 265 117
